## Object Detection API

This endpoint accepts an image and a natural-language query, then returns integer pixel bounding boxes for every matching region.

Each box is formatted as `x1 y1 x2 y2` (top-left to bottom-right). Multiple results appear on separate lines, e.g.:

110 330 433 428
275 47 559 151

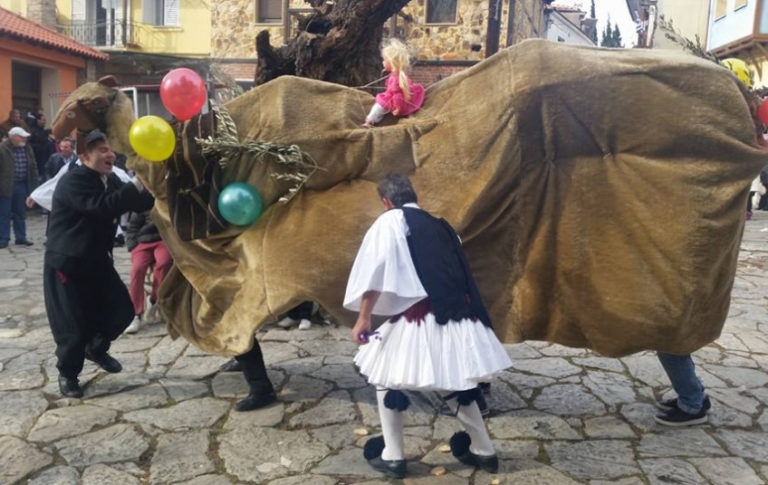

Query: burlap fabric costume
53 40 767 357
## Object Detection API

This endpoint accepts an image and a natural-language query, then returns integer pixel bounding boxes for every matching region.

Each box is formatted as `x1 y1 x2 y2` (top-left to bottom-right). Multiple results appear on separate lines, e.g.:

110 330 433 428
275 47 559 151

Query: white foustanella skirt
354 313 513 391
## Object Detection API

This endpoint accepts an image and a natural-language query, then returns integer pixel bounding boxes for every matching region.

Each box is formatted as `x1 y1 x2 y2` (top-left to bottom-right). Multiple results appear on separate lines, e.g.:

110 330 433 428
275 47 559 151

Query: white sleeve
113 166 133 183
343 210 428 316
30 163 69 211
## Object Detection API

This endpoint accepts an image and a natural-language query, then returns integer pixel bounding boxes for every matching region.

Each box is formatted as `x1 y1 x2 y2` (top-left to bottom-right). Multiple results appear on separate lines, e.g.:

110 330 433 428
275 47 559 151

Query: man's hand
351 315 372 345
25 196 36 209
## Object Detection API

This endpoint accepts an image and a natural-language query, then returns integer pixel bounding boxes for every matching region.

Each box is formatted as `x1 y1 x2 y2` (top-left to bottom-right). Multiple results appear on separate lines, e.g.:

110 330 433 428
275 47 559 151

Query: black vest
401 207 492 328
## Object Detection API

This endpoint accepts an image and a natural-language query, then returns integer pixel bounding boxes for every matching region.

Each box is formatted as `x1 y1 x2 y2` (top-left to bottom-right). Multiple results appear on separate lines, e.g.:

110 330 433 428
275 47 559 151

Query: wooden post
283 0 290 45
486 0 501 57
506 0 516 47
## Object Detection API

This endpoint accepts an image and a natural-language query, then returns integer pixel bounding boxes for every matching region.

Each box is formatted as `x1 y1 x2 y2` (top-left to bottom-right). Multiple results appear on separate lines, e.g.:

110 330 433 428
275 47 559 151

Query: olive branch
194 103 320 204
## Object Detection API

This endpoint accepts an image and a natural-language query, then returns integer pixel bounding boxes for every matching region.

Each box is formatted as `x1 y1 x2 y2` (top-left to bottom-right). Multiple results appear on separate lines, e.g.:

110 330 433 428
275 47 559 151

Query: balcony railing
58 20 144 48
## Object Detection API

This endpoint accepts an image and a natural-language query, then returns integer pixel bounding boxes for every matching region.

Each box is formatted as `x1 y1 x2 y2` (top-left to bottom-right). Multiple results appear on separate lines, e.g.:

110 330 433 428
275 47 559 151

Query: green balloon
218 182 263 226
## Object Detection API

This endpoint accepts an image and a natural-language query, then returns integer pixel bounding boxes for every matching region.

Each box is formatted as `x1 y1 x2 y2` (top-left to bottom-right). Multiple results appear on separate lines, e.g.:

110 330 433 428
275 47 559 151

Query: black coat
125 210 161 252
28 126 55 171
45 153 77 180
45 165 154 274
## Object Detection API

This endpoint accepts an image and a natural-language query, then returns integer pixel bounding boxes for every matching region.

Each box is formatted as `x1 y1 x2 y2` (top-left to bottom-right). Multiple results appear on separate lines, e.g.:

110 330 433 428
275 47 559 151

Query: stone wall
212 0 549 60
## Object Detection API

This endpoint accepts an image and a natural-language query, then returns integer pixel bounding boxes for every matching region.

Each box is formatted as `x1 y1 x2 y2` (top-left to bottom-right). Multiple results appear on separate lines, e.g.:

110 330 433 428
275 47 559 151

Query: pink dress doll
363 40 425 127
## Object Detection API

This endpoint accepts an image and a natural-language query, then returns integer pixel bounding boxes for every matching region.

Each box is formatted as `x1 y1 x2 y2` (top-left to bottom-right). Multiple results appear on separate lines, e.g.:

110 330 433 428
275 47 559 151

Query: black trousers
235 338 273 394
43 261 134 378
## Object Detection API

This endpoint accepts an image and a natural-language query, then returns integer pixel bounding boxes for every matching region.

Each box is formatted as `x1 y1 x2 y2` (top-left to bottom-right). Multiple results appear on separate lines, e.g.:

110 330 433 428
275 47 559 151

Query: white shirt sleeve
29 162 71 211
343 209 428 316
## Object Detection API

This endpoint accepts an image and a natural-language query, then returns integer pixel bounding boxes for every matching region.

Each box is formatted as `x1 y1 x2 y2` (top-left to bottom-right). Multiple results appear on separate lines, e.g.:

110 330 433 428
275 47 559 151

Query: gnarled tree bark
254 0 412 87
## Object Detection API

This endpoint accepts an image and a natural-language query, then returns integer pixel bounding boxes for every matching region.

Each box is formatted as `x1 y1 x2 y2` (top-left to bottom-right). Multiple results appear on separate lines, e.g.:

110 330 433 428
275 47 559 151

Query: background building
0 6 106 122
544 4 596 45
213 0 556 87
707 0 768 88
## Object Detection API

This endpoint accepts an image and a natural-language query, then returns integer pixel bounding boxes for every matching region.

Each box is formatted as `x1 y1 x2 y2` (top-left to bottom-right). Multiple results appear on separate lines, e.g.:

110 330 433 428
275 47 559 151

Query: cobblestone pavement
1 211 767 485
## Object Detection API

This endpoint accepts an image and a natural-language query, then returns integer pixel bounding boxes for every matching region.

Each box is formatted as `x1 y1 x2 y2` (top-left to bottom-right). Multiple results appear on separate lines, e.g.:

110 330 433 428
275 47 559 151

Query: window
734 0 748 9
143 0 179 26
426 0 457 24
257 0 282 23
714 0 727 19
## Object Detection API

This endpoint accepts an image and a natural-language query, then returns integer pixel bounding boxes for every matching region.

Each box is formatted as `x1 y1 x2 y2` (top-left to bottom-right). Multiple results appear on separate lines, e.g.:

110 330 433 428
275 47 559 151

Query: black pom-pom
449 431 471 457
363 436 385 460
384 390 410 411
456 388 481 406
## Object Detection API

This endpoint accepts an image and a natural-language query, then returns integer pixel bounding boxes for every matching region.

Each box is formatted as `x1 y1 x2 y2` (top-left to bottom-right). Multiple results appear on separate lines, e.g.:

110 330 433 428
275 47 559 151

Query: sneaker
298 319 312 330
125 316 142 334
145 302 159 323
276 316 298 329
15 240 33 246
655 395 711 413
654 406 708 426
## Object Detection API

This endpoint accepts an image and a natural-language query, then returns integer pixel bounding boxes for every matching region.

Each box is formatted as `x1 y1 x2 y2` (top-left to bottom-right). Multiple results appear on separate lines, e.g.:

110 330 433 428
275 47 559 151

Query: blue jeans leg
0 196 10 244
11 181 27 243
657 352 705 414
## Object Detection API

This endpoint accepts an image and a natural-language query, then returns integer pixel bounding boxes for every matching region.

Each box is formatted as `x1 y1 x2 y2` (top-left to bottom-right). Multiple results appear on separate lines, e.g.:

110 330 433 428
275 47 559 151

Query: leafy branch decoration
195 103 321 204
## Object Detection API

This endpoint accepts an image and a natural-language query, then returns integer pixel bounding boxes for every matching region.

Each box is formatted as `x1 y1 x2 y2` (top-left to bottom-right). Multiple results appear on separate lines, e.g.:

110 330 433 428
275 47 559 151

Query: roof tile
0 7 108 60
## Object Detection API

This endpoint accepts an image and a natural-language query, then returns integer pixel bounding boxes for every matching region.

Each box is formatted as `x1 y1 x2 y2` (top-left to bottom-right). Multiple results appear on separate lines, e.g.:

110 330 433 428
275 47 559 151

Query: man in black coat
44 130 154 397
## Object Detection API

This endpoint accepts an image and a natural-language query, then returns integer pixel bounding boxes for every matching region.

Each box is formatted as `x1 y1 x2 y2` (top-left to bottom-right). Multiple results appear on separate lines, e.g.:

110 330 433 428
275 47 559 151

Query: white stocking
376 388 404 460
445 397 495 456
366 103 389 124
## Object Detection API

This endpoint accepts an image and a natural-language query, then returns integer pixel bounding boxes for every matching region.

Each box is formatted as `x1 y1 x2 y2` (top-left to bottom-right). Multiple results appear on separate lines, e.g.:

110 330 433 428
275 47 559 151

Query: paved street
1 211 767 485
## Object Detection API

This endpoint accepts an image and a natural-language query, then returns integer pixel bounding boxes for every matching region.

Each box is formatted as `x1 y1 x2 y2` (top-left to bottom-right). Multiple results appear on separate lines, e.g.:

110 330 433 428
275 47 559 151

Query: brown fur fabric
59 40 767 357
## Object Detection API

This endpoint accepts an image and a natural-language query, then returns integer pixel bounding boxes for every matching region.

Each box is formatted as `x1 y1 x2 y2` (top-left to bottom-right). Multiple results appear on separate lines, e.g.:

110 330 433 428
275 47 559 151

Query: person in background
45 139 78 181
0 109 30 140
276 301 315 330
28 112 56 182
0 127 38 248
124 209 173 334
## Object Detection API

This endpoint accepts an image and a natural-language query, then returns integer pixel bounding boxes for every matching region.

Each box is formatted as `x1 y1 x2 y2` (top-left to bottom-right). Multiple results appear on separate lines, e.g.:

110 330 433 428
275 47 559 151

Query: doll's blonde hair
381 39 413 101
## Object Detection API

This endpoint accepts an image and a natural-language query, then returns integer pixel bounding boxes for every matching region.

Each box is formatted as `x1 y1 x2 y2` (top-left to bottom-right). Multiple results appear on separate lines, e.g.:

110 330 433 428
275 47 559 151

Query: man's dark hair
377 174 418 207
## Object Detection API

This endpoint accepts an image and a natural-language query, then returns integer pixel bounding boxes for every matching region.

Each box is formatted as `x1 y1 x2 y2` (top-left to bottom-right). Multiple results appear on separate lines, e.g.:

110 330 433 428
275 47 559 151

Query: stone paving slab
1 211 768 484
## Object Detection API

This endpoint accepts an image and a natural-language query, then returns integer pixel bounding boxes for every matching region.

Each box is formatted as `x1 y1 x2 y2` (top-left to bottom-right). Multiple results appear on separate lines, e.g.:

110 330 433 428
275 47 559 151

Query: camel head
52 75 135 155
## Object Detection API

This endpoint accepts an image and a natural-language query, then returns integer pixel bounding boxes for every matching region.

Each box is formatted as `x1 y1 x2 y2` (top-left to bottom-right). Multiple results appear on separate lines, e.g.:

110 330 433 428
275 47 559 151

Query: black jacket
45 153 77 180
125 210 161 252
45 165 154 274
28 126 55 171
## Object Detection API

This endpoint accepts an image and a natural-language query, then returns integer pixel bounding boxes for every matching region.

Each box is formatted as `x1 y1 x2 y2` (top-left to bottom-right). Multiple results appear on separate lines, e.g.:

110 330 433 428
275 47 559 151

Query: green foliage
600 18 623 48
195 104 320 204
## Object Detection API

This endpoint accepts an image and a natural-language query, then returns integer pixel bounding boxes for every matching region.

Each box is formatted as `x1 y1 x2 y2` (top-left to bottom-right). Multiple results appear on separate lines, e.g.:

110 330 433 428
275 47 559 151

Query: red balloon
758 98 768 126
160 68 207 121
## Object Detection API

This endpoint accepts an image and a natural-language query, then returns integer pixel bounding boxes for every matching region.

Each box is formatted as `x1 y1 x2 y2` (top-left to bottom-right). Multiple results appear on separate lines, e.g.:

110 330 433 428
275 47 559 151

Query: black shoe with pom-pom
363 436 406 478
449 431 499 473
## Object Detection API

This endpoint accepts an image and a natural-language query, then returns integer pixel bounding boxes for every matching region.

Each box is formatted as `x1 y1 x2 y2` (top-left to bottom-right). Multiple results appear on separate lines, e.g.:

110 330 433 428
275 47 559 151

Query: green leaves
195 104 320 204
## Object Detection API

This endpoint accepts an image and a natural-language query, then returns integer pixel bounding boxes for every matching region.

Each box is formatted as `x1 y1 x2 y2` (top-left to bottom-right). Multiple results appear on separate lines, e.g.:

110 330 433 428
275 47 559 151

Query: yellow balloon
129 115 176 161
720 58 752 88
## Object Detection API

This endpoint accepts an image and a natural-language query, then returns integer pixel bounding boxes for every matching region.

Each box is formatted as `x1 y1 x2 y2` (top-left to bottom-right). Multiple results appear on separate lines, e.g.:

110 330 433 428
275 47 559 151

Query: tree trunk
254 0 412 87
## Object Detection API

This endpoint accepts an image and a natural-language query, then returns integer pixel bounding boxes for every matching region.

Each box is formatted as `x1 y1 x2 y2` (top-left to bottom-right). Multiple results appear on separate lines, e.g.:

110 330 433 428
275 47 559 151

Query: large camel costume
52 40 766 358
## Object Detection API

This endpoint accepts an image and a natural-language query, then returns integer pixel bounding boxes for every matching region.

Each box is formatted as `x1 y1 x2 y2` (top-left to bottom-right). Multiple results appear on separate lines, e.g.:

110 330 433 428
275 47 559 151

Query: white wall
545 11 595 46
707 0 757 51
655 0 710 49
